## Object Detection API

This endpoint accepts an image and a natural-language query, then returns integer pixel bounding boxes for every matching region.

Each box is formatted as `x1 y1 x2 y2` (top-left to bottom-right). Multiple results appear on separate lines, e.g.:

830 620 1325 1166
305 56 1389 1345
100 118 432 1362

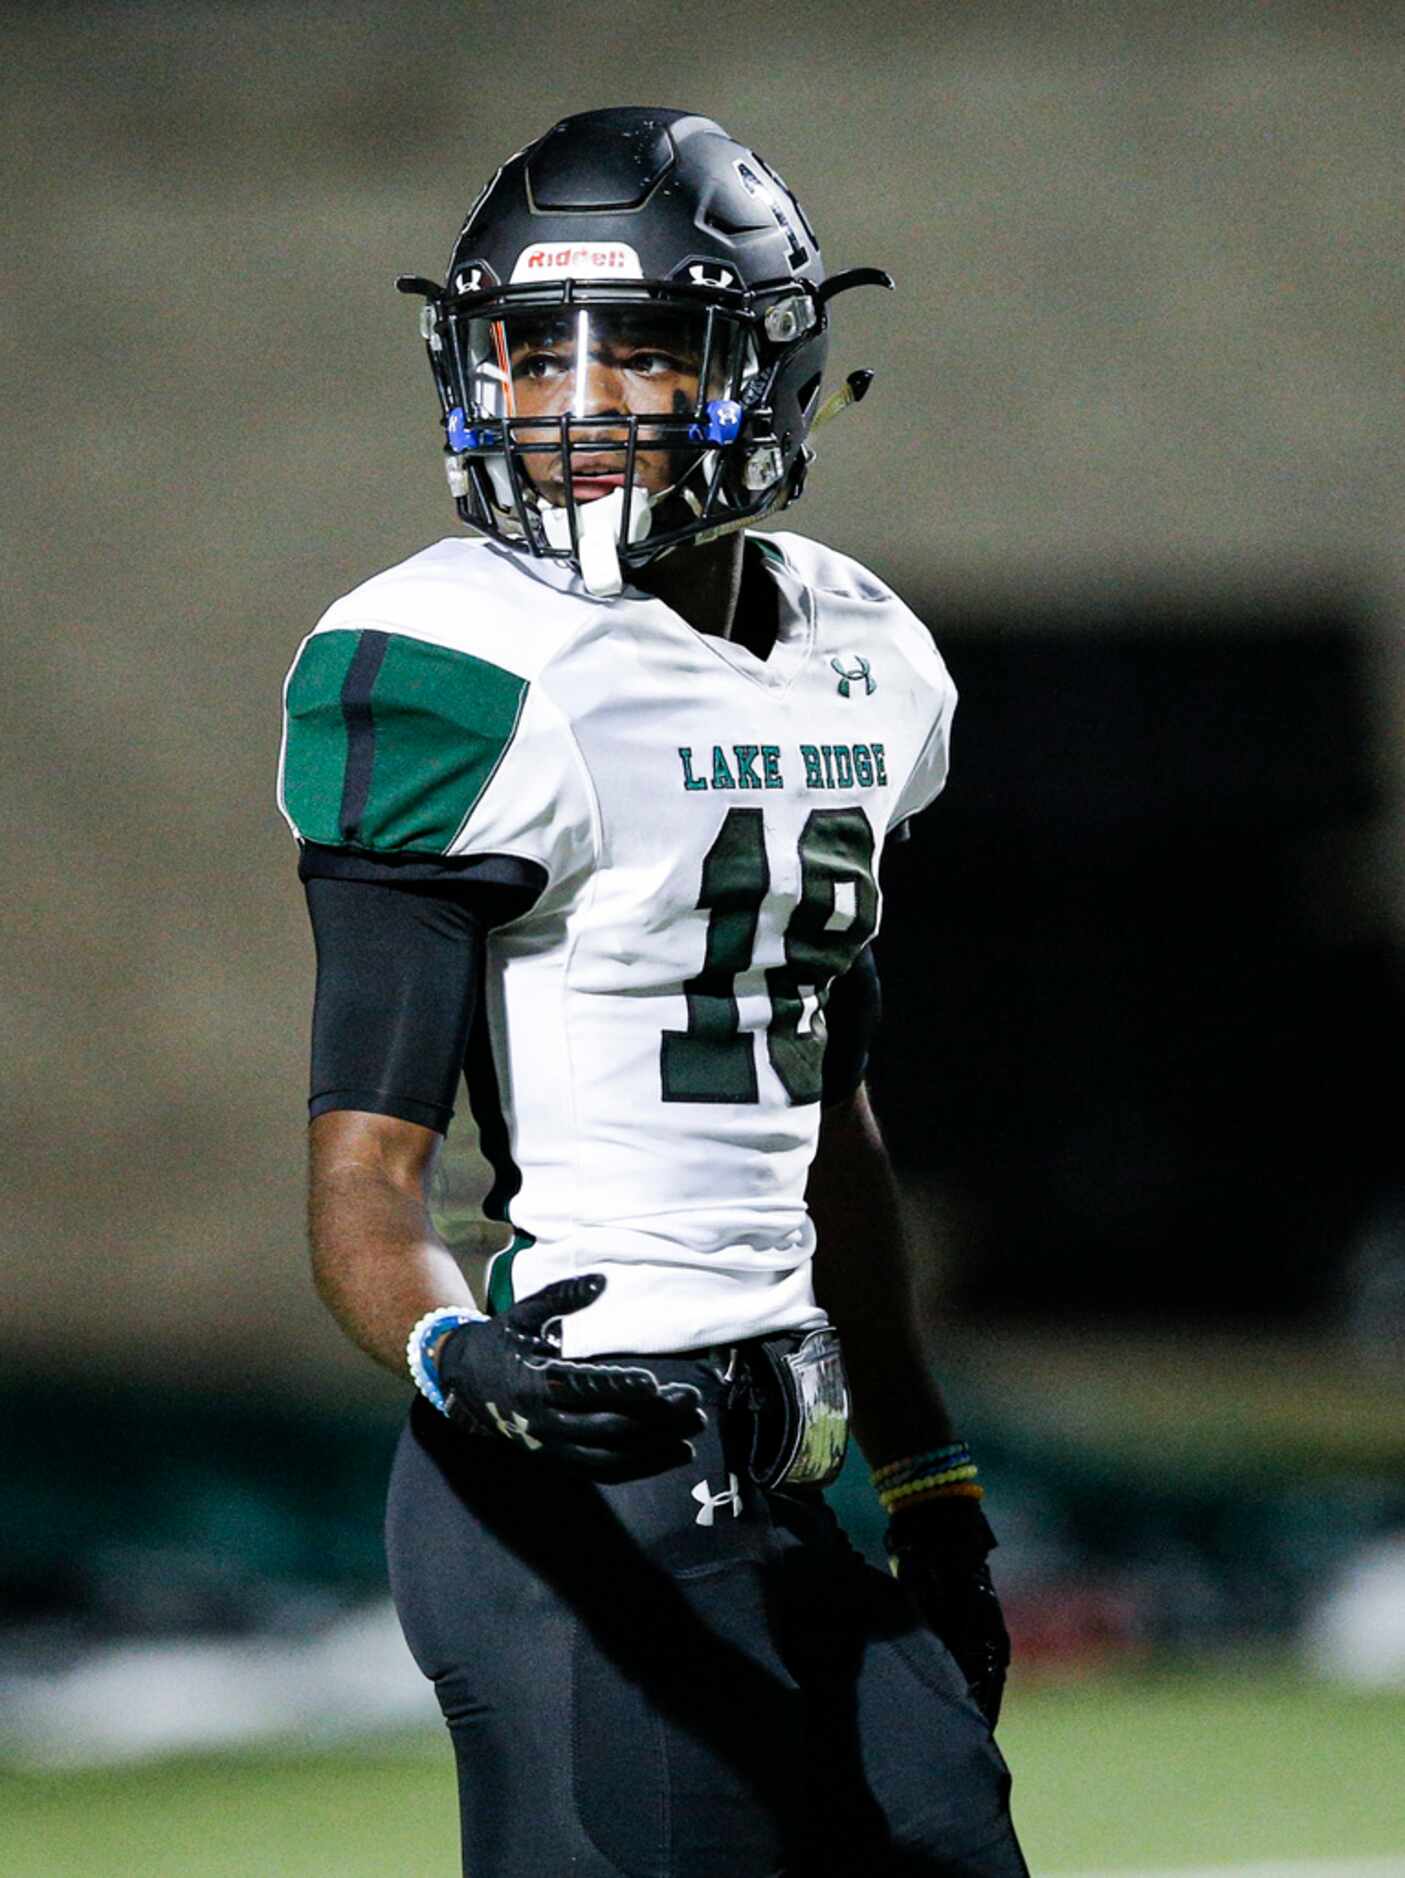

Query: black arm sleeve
821 944 881 1109
300 846 545 1132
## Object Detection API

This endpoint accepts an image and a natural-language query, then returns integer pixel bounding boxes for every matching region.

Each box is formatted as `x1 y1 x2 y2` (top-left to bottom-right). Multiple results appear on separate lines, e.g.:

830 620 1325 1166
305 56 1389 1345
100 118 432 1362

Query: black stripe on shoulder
338 631 391 843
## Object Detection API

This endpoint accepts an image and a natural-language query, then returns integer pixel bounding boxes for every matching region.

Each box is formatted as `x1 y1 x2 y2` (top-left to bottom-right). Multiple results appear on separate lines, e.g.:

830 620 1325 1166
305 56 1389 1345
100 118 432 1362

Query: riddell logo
511 241 643 282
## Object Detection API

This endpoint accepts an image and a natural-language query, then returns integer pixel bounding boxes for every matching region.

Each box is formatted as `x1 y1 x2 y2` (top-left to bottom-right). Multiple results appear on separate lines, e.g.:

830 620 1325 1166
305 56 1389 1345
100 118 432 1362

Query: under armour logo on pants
691 1473 742 1526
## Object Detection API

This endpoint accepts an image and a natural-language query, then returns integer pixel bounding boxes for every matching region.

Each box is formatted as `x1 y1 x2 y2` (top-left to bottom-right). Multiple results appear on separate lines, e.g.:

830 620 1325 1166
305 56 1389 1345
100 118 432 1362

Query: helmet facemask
424 285 800 593
399 108 892 590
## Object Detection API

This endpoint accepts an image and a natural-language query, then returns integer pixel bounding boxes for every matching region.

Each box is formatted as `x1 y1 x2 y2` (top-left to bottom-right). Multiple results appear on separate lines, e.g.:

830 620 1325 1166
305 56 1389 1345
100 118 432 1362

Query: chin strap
540 484 654 597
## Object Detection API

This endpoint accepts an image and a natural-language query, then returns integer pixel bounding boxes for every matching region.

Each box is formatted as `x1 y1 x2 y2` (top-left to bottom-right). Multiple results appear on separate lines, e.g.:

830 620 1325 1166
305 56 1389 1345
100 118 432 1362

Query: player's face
504 308 709 506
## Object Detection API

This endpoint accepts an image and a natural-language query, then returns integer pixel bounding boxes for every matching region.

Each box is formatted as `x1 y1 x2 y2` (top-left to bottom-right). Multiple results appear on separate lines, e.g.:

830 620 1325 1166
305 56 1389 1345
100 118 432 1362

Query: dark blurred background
880 599 1398 1324
3 0 1404 1860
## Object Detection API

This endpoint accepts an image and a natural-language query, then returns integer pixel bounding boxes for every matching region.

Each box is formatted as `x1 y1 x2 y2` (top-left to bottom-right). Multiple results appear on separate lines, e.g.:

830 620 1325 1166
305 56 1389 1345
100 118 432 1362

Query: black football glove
436 1274 706 1483
886 1498 1011 1729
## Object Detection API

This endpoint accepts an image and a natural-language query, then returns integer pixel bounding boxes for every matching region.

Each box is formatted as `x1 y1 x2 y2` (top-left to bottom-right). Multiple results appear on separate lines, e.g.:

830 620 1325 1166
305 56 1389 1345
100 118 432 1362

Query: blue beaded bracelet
405 1305 486 1414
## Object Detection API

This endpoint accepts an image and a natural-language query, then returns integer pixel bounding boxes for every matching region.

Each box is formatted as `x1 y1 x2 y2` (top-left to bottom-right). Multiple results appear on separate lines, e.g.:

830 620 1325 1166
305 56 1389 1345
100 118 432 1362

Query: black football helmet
397 107 891 591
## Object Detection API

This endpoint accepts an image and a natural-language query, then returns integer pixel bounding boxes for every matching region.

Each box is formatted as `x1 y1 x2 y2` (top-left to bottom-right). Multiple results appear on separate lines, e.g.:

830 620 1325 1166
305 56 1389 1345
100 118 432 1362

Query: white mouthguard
540 483 653 597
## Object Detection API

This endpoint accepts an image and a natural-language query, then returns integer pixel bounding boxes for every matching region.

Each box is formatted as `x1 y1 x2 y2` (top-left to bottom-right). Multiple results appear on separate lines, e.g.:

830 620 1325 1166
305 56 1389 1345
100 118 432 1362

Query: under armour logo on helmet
484 1401 542 1450
688 262 736 288
691 1473 742 1526
831 655 876 698
455 266 486 294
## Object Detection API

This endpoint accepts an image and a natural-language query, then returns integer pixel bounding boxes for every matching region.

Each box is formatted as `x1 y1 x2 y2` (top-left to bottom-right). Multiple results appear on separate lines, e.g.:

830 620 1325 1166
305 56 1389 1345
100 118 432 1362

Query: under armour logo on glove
830 654 876 698
484 1402 542 1449
691 1474 742 1526
435 1275 706 1483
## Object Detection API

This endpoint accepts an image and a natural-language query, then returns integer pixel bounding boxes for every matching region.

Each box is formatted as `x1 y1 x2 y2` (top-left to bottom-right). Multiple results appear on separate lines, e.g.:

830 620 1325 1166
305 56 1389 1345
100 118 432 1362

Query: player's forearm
808 1086 955 1466
307 1115 476 1378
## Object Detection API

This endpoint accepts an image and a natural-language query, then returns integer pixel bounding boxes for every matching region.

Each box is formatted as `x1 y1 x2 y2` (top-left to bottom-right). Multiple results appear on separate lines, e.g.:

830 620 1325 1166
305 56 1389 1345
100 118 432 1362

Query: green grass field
2 1665 1401 1876
998 1667 1405 1871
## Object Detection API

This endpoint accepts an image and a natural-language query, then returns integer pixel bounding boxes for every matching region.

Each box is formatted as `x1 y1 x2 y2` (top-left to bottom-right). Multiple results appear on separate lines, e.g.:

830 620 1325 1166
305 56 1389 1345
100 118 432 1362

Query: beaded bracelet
406 1304 487 1414
871 1440 982 1517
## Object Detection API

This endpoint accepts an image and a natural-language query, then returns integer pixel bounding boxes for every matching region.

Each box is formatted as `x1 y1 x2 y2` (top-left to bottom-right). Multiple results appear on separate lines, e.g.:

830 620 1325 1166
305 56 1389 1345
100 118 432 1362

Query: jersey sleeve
888 640 958 833
277 625 595 885
775 531 960 837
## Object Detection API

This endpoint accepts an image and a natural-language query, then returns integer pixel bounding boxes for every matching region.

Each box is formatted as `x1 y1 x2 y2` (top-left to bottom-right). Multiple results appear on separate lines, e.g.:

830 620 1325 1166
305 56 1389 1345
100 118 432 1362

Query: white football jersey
279 533 956 1357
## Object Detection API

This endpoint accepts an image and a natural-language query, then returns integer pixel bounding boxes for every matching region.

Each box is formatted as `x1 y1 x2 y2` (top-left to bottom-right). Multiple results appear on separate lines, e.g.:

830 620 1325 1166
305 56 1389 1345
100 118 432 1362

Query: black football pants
386 1356 1029 1878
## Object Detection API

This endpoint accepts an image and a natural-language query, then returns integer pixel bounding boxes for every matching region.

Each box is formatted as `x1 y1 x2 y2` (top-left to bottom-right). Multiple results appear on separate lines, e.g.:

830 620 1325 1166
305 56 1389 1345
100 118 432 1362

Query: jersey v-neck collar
474 530 817 694
629 533 816 695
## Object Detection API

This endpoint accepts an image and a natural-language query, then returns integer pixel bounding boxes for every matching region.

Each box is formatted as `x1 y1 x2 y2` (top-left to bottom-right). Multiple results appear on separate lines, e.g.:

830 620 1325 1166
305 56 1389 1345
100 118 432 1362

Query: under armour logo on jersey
688 262 736 288
484 1401 542 1449
692 1473 742 1526
831 655 876 698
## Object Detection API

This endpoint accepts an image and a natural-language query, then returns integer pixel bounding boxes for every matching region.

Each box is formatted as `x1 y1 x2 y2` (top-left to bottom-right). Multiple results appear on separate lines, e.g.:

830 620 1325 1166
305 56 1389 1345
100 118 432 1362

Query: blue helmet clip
688 398 744 447
446 407 498 452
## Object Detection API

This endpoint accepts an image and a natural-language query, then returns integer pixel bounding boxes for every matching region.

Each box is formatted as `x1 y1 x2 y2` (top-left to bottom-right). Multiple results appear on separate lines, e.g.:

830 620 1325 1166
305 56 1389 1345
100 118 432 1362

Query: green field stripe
281 631 362 843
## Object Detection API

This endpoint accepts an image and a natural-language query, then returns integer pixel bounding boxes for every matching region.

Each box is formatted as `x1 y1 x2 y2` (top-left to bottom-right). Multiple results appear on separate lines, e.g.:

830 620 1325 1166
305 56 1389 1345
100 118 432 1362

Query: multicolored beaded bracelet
871 1440 982 1517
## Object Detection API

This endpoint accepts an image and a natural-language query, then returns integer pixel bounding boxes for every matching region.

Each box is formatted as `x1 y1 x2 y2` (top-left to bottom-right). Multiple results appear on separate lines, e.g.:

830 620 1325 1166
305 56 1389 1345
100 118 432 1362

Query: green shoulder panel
282 628 528 853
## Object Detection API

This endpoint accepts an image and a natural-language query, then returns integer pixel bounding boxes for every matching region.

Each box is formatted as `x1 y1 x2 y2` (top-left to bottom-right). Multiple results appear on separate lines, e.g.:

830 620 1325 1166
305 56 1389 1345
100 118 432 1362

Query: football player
279 107 1029 1876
